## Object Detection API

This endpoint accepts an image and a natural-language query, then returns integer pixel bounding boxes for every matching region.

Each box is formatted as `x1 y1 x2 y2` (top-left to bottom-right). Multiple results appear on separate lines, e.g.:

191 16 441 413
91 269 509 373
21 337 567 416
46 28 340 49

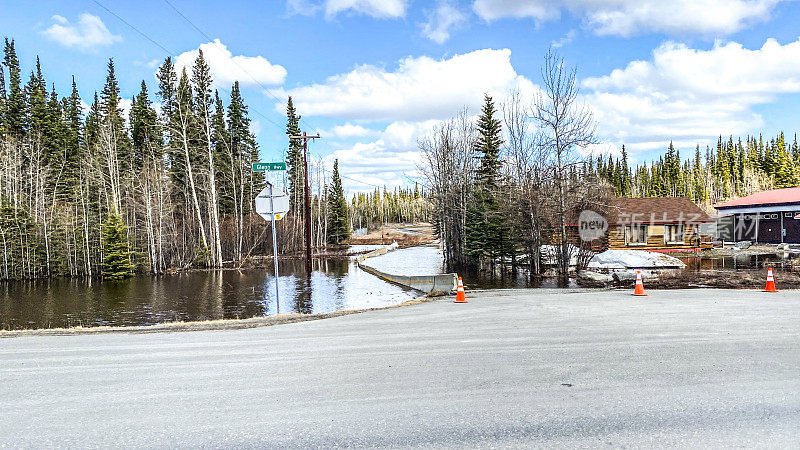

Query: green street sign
253 162 286 172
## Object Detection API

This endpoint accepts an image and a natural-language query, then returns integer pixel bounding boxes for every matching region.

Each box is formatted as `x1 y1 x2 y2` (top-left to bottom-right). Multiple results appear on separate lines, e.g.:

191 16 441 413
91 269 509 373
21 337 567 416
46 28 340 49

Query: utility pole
290 131 321 275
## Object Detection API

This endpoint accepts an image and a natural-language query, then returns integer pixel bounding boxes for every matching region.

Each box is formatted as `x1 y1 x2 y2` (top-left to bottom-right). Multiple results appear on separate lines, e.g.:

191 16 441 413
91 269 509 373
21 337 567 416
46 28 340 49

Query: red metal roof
714 187 800 209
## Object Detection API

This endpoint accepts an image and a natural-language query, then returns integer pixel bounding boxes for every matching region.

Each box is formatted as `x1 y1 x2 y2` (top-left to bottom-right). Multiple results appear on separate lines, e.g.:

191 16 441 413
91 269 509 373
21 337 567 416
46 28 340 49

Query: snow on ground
345 244 389 255
588 250 686 270
360 245 444 276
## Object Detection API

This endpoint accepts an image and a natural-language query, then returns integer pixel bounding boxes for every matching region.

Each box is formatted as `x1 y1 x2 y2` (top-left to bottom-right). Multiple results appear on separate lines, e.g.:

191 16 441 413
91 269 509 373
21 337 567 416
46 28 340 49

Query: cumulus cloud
324 123 377 139
582 38 800 152
174 39 287 89
326 0 407 18
421 0 468 44
41 13 121 50
323 119 446 192
280 48 535 121
287 0 408 18
551 29 576 48
472 0 784 36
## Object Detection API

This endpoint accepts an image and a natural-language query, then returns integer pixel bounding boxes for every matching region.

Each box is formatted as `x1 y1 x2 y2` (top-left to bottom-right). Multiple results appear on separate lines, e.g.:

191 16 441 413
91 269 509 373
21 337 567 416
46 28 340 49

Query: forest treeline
594 134 798 208
0 39 432 280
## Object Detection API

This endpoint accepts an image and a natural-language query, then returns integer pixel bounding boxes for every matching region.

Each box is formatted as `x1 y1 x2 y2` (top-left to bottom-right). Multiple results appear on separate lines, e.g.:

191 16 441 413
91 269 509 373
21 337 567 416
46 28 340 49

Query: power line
160 0 322 136
90 0 286 135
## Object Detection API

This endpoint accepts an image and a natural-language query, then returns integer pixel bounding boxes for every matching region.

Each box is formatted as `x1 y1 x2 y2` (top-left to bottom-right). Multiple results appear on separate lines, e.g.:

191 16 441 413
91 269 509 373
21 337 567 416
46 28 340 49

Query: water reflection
0 258 418 330
680 253 798 271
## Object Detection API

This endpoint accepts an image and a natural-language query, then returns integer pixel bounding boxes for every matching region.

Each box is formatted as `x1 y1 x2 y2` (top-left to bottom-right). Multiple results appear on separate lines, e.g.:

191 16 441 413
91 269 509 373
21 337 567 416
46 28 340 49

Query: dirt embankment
602 269 800 290
345 222 437 248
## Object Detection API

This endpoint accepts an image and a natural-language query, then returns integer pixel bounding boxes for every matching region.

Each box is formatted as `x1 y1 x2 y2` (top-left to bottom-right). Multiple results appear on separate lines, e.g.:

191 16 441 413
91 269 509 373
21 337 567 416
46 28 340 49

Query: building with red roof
714 187 800 243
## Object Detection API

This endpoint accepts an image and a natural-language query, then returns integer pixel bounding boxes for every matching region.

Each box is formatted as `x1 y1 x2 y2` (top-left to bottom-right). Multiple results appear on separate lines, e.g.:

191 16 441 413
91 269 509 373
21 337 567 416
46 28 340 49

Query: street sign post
252 162 286 172
255 181 290 314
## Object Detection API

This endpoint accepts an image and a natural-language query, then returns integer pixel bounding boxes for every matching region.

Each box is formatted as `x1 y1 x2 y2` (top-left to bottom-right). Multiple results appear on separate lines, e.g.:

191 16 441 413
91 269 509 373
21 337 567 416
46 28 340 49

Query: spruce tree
620 145 631 196
285 96 303 210
0 61 6 132
465 94 505 264
100 59 131 174
130 80 159 167
3 39 24 137
102 213 134 279
327 159 350 244
61 77 82 198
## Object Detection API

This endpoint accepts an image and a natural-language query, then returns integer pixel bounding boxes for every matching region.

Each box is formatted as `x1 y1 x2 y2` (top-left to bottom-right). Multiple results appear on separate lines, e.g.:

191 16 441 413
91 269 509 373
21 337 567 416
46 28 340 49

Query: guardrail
356 246 457 296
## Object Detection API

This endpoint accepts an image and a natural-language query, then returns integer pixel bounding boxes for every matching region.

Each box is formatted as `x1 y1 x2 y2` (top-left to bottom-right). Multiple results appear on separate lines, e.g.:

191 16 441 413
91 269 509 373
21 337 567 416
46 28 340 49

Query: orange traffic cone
633 270 647 296
454 277 467 303
764 267 778 292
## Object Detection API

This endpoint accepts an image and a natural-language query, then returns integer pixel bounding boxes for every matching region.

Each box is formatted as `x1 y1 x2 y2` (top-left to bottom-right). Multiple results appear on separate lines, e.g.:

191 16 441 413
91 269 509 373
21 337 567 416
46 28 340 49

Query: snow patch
588 250 686 270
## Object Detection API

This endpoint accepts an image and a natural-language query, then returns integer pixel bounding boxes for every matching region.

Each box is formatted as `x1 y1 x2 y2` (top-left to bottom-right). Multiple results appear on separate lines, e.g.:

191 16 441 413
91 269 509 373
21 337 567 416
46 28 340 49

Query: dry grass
346 222 436 248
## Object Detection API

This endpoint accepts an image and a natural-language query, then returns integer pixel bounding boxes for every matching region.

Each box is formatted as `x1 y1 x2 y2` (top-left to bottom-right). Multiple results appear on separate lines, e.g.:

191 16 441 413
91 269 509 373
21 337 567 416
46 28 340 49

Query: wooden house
604 197 714 250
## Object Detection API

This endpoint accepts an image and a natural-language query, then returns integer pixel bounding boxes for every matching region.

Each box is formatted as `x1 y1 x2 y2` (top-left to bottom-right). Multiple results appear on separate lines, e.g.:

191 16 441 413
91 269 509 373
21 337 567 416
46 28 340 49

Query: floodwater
0 257 419 331
364 245 581 289
680 253 798 271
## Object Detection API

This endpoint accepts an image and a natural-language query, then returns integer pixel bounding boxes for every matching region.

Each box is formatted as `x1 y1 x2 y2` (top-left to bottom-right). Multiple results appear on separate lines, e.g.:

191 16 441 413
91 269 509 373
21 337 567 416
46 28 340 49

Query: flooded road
0 257 419 330
363 245 582 289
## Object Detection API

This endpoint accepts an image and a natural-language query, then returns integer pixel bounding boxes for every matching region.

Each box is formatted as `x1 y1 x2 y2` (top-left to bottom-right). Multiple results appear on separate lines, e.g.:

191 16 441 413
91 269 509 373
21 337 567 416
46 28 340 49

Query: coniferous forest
0 39 434 281
0 38 270 279
593 134 799 207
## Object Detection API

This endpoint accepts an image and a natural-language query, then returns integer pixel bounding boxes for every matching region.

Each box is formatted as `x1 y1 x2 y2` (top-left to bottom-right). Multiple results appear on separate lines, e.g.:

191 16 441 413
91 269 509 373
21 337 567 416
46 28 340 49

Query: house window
664 225 684 244
626 225 647 246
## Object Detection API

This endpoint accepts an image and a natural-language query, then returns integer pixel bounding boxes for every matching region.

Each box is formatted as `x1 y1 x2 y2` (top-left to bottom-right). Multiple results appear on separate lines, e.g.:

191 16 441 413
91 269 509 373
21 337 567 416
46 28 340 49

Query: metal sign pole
269 181 280 314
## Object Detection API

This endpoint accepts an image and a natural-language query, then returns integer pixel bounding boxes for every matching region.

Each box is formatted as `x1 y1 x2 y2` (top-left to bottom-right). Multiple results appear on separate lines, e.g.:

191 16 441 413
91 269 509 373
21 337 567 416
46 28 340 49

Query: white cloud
134 59 161 69
472 0 785 36
287 0 408 18
324 123 377 139
582 38 800 153
551 29 576 48
281 48 535 121
421 0 468 44
326 0 407 18
119 98 133 125
174 39 287 89
41 13 121 50
323 119 444 192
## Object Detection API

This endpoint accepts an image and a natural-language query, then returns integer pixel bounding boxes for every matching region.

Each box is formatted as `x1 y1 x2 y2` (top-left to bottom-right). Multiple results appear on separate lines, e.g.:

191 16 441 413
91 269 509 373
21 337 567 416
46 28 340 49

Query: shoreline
0 293 438 338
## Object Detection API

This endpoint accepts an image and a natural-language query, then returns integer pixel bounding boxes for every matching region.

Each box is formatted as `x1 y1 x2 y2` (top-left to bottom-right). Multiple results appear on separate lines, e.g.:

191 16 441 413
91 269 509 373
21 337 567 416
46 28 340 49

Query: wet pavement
3 288 799 447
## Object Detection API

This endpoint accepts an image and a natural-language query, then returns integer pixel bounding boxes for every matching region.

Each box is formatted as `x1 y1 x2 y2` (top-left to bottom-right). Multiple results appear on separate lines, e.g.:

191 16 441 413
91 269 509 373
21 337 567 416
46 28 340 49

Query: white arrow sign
255 182 290 221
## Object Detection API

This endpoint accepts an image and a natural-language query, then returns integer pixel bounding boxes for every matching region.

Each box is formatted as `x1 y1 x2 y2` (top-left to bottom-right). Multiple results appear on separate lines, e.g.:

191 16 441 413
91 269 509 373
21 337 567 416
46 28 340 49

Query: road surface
2 288 800 448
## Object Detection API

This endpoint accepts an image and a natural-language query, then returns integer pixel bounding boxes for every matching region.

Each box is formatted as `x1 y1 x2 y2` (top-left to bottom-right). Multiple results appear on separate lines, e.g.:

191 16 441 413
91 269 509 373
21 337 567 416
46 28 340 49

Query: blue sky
3 0 800 192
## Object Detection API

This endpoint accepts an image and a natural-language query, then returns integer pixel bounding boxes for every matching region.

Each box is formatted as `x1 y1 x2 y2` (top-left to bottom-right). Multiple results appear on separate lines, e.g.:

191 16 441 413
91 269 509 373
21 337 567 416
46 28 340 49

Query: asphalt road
2 288 800 448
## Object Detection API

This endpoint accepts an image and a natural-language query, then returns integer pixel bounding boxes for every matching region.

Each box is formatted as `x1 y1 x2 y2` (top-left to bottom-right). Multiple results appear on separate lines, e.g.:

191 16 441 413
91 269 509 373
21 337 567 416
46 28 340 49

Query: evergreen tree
285 96 303 210
0 61 6 132
465 94 506 263
100 59 131 174
212 90 234 214
227 81 261 211
620 145 631 196
327 159 350 244
3 39 24 137
61 77 82 197
102 213 133 279
130 80 159 168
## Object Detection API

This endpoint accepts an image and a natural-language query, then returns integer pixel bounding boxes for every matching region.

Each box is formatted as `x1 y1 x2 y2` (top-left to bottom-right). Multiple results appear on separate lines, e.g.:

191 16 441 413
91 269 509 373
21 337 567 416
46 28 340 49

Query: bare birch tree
531 50 598 284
